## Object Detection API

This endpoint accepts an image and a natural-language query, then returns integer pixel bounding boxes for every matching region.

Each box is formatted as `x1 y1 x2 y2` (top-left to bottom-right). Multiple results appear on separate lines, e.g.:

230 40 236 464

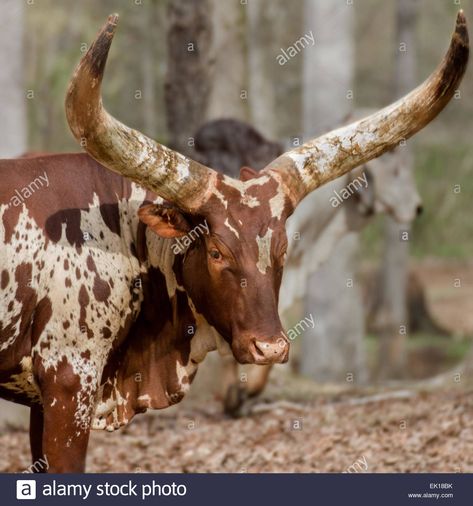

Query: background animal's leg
29 404 45 471
246 364 272 397
222 357 247 416
222 361 273 416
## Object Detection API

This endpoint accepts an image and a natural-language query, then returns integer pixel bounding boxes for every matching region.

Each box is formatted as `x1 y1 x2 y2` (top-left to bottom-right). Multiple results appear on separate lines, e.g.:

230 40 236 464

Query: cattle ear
138 204 191 238
239 166 258 181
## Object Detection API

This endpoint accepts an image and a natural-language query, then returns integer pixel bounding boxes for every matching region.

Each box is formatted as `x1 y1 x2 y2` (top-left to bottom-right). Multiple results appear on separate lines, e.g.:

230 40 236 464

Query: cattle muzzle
250 337 289 365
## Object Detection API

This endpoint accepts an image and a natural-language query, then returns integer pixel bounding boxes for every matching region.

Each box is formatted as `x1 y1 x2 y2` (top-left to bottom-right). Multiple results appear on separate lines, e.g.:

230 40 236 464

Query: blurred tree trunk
299 0 367 383
0 0 29 430
247 0 303 141
245 0 303 140
246 0 277 138
374 0 419 379
301 233 366 383
140 0 159 137
205 0 248 122
165 0 213 156
0 0 26 157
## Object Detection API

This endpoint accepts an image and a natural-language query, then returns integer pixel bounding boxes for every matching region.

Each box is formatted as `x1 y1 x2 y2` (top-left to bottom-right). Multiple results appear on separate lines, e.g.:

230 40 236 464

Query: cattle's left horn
65 14 218 213
264 10 469 207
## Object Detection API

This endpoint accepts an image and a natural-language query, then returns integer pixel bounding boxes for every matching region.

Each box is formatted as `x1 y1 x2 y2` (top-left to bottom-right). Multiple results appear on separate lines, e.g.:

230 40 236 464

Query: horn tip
84 15 120 80
108 13 119 27
455 10 469 47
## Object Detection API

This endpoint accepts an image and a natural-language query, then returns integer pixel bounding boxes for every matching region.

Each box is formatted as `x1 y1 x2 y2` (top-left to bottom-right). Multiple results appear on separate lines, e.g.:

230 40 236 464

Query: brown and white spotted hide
0 153 291 439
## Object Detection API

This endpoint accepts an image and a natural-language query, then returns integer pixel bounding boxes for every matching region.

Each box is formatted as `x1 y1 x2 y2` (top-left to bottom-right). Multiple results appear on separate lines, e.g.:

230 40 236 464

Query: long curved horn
65 14 218 213
264 11 469 207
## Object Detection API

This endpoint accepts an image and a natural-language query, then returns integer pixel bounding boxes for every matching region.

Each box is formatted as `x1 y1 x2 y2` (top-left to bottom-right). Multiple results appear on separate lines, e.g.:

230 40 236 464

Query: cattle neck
93 204 229 431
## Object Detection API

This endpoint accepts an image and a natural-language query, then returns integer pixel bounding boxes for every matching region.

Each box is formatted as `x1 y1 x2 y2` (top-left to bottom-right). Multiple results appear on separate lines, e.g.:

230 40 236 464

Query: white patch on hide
256 228 273 275
224 218 240 239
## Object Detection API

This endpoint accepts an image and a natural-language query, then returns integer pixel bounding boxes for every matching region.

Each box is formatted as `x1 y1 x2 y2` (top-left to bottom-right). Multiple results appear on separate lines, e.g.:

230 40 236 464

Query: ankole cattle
0 13 468 472
194 119 422 414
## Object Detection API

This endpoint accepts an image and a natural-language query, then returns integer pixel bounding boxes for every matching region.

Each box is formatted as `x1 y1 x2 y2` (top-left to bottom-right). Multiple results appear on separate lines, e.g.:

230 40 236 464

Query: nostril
253 341 267 357
416 204 423 216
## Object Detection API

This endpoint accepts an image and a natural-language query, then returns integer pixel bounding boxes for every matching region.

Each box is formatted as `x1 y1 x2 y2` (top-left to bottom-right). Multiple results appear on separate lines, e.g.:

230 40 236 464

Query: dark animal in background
193 118 283 178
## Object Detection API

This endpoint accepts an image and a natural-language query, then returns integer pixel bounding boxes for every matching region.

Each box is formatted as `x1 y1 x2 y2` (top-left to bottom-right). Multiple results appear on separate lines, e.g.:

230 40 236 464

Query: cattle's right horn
65 14 218 214
264 10 469 208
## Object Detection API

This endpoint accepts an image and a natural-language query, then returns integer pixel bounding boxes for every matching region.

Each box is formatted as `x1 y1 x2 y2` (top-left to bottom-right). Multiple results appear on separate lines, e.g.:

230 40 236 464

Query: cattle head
137 169 291 365
346 130 422 223
365 150 422 223
65 13 468 364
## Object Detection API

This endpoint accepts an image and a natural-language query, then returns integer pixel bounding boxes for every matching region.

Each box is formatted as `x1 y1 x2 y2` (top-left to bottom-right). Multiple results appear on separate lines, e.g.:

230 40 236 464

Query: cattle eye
209 249 222 261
